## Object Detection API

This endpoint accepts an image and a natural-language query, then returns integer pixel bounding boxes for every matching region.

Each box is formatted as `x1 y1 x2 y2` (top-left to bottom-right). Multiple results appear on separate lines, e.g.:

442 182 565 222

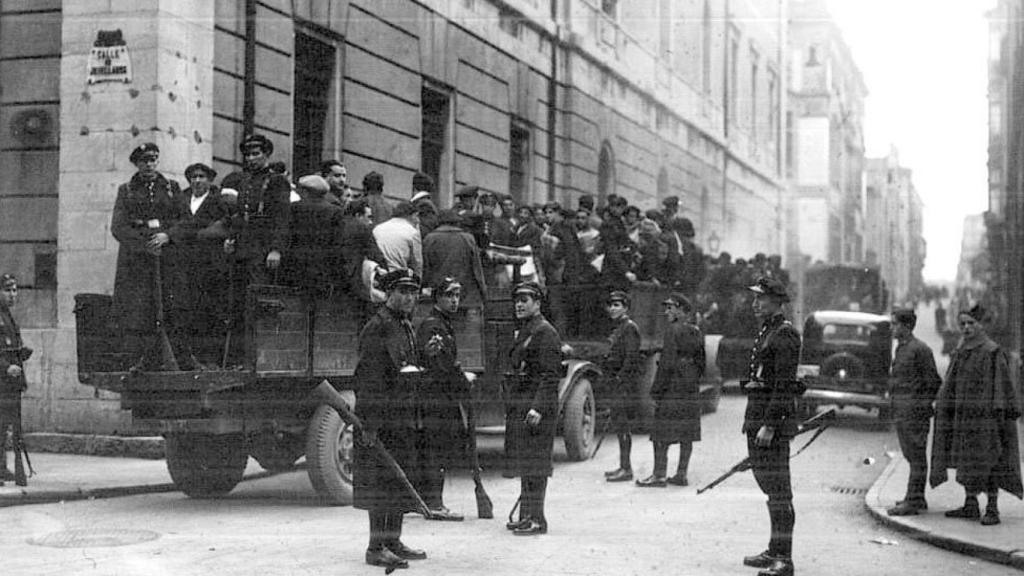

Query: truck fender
558 359 602 406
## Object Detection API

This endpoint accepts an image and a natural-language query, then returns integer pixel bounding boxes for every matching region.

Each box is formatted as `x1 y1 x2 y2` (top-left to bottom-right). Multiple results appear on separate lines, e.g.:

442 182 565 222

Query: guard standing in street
740 277 802 576
414 276 468 521
504 281 561 535
0 274 30 485
639 292 705 487
886 308 943 516
601 290 642 482
353 268 429 570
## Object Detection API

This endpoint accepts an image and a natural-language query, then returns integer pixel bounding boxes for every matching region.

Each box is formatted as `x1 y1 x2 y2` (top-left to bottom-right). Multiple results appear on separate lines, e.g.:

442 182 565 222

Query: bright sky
824 0 996 282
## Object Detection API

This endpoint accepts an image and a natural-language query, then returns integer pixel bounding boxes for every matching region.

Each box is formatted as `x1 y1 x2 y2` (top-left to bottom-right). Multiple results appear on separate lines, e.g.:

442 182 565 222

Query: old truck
74 281 721 503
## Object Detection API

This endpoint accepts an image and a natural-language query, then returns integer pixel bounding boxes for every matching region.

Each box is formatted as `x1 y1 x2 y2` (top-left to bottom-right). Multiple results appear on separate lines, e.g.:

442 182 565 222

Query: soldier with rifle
0 274 32 486
739 277 802 576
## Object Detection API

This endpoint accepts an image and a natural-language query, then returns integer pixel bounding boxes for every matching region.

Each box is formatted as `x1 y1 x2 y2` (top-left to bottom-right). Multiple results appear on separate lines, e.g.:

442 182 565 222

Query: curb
864 455 1024 571
25 433 165 460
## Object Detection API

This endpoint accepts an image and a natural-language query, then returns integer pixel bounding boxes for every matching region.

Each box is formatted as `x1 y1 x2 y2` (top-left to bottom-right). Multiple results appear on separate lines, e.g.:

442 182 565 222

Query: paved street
2 392 1014 576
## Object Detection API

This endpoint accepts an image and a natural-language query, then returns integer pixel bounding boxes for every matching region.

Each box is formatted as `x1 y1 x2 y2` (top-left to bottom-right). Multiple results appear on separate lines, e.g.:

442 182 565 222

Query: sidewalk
865 454 1024 570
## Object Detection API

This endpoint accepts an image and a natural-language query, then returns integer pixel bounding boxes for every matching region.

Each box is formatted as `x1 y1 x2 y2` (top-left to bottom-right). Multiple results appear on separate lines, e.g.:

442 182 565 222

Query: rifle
462 374 494 519
2 346 32 486
590 407 614 459
152 254 179 371
697 407 837 495
309 380 446 521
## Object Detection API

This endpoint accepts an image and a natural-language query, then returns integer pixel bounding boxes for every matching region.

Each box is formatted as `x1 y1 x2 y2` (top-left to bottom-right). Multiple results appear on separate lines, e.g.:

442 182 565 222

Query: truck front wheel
164 433 248 498
305 405 354 505
562 376 596 461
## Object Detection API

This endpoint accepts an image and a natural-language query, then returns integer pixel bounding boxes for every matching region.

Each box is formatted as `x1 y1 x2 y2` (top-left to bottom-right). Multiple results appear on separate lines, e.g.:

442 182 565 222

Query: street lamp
707 231 721 254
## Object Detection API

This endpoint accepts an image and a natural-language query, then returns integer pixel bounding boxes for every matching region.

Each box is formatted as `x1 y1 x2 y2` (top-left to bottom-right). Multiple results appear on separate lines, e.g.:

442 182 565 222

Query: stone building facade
0 0 788 433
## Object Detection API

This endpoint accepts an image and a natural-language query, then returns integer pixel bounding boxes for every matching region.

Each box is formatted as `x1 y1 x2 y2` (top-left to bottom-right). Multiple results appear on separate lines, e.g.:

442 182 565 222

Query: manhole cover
29 529 160 548
830 485 868 496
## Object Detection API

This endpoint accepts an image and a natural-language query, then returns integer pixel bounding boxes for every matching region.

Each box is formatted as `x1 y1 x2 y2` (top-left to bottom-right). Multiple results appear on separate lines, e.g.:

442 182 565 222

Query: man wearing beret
930 304 1022 526
413 277 469 521
504 281 561 535
885 308 942 517
0 274 30 485
741 277 802 576
219 135 292 364
111 143 196 370
353 268 428 569
601 290 643 483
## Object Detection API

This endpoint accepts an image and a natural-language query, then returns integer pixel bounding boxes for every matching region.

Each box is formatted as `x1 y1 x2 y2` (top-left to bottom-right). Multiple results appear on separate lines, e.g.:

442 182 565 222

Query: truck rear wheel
165 433 248 498
305 405 354 505
562 376 596 461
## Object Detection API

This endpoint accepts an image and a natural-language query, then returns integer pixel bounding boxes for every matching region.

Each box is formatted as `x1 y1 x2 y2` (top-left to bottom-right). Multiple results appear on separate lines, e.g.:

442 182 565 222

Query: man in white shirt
372 201 423 277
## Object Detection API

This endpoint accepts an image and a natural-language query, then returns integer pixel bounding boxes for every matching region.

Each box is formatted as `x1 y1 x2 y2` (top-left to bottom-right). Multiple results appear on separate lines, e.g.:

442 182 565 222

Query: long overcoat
504 313 561 477
650 319 705 443
930 337 1023 498
415 309 470 462
110 172 187 331
0 301 26 419
175 187 231 324
600 314 642 417
422 224 487 308
352 305 424 512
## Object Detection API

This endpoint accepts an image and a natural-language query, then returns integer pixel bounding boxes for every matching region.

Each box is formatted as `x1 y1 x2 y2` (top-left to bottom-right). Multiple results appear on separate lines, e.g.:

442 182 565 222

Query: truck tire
305 405 354 505
249 432 303 471
562 376 596 461
165 433 248 498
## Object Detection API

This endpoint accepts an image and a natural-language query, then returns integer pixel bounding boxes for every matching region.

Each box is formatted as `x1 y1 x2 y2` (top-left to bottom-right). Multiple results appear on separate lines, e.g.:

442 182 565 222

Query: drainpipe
244 0 257 135
547 0 559 202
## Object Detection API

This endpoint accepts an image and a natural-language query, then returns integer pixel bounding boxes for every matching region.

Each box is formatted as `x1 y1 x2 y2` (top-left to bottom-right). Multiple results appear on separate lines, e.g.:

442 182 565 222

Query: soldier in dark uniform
219 134 291 364
353 268 428 570
414 277 469 521
111 143 196 370
886 308 942 516
0 274 30 485
740 277 802 576
601 290 643 483
504 281 561 535
639 292 705 487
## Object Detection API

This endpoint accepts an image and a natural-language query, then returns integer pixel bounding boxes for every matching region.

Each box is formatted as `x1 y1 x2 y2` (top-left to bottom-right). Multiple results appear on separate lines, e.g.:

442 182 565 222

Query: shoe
666 474 689 486
895 497 928 511
604 467 623 478
386 541 427 560
606 469 634 482
506 518 529 531
887 501 924 516
944 505 980 519
426 506 464 521
981 509 1001 526
635 475 667 487
512 519 547 535
743 550 777 568
757 558 794 576
365 547 409 570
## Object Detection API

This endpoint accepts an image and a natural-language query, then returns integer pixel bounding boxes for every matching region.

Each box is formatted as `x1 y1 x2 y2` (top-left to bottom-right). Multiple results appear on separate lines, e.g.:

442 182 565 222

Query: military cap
433 276 462 298
456 185 480 198
412 171 434 194
662 196 679 207
380 268 421 292
961 303 989 323
239 133 274 155
892 308 917 329
748 277 790 303
363 171 384 193
297 175 329 196
607 290 631 308
512 281 543 300
0 273 17 289
184 162 217 181
129 142 160 164
662 292 692 312
410 190 431 203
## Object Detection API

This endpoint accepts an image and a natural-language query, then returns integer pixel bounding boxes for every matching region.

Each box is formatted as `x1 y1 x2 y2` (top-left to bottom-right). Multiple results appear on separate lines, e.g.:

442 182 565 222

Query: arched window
598 142 616 206
657 168 669 203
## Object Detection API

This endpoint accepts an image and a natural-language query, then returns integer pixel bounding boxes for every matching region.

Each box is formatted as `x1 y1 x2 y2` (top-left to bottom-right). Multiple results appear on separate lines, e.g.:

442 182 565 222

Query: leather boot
981 493 1000 526
757 557 794 576
606 468 633 482
386 541 427 560
944 494 980 519
743 550 777 568
365 547 409 569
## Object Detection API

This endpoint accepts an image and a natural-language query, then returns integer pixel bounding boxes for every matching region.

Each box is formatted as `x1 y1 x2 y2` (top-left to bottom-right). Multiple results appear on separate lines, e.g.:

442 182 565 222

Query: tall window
702 0 712 95
768 68 779 147
509 122 531 203
293 32 336 178
421 86 451 199
750 49 759 139
598 142 616 206
728 33 739 126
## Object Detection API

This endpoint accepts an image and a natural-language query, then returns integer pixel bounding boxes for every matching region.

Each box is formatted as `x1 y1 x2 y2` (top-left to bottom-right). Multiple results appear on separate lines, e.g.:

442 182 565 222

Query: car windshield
821 323 874 344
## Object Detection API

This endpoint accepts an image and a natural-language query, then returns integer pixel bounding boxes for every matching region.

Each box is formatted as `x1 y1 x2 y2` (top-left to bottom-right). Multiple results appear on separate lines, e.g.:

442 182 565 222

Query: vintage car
797 310 893 420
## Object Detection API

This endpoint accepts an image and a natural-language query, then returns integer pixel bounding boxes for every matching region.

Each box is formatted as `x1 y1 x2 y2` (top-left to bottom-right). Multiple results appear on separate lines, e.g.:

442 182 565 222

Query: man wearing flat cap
423 209 487 309
219 135 292 364
600 290 643 483
740 277 802 576
353 268 429 570
886 308 942 517
930 304 1022 526
413 277 470 521
0 274 30 485
111 142 196 370
410 174 439 237
285 175 345 292
504 281 561 535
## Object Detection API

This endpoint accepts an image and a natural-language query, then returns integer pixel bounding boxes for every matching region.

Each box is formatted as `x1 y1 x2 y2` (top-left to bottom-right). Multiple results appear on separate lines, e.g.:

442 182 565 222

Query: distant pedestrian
930 304 1023 526
886 308 942 516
